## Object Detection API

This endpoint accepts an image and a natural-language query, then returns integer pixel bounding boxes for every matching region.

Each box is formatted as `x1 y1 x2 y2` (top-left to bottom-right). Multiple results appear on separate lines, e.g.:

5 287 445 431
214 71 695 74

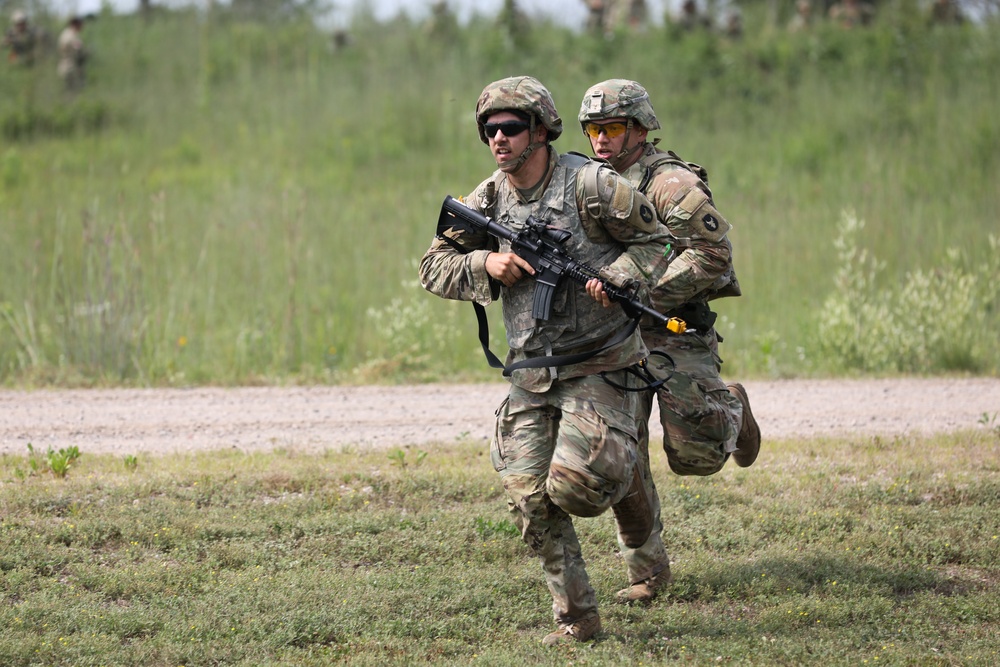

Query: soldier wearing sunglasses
420 76 672 647
579 79 761 605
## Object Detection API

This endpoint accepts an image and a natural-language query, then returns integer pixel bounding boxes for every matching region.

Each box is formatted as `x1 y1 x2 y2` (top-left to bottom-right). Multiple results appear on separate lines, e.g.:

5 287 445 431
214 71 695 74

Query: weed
817 213 1000 373
473 516 520 541
24 442 82 479
387 448 427 470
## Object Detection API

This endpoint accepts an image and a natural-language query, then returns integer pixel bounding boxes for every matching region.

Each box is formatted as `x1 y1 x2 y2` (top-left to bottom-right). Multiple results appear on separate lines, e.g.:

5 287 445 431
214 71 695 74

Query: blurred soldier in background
670 0 712 32
425 1 459 40
583 0 608 35
578 79 761 604
828 0 875 28
330 29 350 53
929 0 966 24
3 9 39 66
787 0 815 32
57 16 88 92
720 4 744 38
497 0 530 47
606 0 649 32
421 75 670 646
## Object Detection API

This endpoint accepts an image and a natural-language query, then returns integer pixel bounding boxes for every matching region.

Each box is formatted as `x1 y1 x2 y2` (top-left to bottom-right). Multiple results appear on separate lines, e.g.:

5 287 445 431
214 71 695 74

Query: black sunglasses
483 120 531 139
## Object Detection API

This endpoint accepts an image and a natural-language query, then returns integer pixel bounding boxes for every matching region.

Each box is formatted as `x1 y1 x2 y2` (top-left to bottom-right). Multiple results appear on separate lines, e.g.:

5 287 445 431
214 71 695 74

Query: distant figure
497 0 530 45
627 0 649 32
330 29 350 53
606 0 649 32
3 9 39 66
787 0 814 33
583 0 607 36
671 0 711 32
828 0 875 28
721 5 744 39
929 0 965 25
425 1 459 40
57 16 88 92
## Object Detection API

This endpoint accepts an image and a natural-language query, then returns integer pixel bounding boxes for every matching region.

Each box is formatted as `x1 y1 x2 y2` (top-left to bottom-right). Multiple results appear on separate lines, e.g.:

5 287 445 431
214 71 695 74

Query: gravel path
1 378 998 457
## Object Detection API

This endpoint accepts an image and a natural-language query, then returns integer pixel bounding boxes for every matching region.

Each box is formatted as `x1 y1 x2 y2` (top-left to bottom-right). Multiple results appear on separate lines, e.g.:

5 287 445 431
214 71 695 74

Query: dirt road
1 378 998 457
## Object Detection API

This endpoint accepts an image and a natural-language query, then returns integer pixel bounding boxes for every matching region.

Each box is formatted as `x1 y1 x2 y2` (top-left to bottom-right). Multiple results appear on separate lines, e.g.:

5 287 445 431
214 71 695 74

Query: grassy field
2 6 999 385
1 428 998 665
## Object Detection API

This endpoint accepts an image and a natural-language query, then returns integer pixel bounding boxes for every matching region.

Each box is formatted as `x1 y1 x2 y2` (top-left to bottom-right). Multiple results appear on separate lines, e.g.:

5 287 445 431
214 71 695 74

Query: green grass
2 7 999 385
1 429 998 665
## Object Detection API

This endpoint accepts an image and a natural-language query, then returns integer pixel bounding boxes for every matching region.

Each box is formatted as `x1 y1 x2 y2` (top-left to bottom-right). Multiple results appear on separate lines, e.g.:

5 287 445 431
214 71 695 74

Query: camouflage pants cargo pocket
490 396 512 473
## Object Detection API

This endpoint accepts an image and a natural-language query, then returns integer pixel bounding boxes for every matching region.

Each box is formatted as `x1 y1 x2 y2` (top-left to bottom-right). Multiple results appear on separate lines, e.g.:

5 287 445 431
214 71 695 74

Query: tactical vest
492 153 633 356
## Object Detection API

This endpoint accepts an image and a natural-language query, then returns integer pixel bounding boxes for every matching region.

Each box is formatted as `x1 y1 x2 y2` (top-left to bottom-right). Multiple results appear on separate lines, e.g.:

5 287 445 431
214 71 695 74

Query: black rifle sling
436 233 505 371
434 232 639 377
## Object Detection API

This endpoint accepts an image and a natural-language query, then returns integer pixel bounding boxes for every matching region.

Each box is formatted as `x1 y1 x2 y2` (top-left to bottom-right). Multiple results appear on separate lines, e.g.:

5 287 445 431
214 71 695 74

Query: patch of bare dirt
1 378 998 457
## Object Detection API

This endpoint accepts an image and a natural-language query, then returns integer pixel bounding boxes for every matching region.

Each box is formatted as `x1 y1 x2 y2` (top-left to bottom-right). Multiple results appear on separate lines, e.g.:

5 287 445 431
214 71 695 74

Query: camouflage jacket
620 143 740 335
420 148 670 392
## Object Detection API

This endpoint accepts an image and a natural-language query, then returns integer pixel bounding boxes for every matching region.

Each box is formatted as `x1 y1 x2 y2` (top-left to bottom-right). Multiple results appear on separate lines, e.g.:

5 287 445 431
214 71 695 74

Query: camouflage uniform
787 0 814 33
3 11 38 66
579 79 759 600
929 0 965 25
672 0 712 32
420 76 670 643
583 0 607 36
57 18 87 92
828 0 876 28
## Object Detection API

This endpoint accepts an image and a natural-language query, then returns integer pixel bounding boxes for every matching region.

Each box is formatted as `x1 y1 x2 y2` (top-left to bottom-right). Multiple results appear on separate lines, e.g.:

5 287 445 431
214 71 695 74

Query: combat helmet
12 9 27 24
476 75 563 144
578 79 660 131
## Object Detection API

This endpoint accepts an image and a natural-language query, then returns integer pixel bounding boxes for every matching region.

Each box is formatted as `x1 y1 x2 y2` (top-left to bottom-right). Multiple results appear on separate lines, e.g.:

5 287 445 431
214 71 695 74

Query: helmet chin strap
609 120 643 171
497 116 545 173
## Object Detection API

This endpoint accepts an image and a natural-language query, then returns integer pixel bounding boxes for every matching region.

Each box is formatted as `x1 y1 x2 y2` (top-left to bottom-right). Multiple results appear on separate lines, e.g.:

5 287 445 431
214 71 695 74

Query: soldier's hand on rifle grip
486 251 536 288
585 278 614 308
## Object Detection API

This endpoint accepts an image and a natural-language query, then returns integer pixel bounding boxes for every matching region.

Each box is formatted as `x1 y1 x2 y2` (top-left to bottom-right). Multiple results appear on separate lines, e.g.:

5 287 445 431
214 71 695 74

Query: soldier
425 1 458 40
582 0 608 36
57 16 88 92
671 0 712 32
420 76 671 645
578 79 761 603
929 0 965 25
606 0 649 32
828 0 876 28
721 5 744 39
3 10 39 66
497 0 530 47
787 0 815 33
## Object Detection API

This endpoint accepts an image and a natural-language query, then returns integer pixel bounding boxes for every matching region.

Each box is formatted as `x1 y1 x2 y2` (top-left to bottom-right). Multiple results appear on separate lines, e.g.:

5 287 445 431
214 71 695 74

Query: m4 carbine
438 195 686 334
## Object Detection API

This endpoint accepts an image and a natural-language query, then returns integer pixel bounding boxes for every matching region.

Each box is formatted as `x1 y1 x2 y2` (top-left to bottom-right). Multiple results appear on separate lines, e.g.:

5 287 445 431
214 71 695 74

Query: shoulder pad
671 187 730 242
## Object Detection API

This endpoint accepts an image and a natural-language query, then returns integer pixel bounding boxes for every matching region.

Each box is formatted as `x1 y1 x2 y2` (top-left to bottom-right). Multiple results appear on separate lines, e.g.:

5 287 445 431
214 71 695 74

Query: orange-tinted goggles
583 121 628 139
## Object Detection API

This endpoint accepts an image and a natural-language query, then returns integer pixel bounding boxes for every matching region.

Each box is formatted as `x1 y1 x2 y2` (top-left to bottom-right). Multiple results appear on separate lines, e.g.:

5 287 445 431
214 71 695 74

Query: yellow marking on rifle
666 318 686 334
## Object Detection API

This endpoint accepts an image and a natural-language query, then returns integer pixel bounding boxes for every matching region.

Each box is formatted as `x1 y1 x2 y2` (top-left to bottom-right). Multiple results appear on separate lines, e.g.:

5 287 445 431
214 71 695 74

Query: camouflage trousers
613 328 741 584
491 371 639 624
640 327 742 477
613 421 670 585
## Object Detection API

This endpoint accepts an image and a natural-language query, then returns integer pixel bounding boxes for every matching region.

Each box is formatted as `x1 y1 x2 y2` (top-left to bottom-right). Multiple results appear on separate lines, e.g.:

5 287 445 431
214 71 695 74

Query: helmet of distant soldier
12 9 27 24
578 79 661 132
475 75 563 144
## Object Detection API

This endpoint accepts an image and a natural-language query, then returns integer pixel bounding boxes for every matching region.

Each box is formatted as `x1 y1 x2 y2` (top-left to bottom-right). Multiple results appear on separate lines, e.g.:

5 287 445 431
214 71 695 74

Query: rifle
437 195 686 334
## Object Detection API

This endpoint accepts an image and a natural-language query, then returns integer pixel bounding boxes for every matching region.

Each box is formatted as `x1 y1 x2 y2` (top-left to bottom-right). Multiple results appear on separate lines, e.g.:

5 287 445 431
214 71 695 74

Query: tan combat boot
615 565 673 604
541 614 602 647
728 383 761 467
